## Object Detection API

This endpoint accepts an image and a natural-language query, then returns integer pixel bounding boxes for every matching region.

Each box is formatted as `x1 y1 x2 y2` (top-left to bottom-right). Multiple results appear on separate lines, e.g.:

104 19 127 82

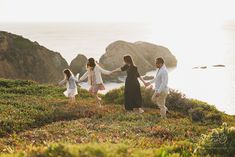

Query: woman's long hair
123 55 134 66
63 69 72 80
87 58 96 70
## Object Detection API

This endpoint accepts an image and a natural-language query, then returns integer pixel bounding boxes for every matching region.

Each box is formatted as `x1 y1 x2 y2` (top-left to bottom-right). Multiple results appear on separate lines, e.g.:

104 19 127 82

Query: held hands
155 92 160 97
107 70 115 76
111 70 118 74
110 68 121 75
143 82 151 87
143 82 147 87
77 79 82 84
145 82 151 87
143 82 153 90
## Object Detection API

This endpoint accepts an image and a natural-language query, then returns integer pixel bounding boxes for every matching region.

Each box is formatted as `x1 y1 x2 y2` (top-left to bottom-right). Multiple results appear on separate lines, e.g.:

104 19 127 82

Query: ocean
0 22 234 115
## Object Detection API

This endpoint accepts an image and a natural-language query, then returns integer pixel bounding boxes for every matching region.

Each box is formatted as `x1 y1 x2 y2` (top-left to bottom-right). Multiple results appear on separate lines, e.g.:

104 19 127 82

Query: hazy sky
1 0 235 23
1 0 235 66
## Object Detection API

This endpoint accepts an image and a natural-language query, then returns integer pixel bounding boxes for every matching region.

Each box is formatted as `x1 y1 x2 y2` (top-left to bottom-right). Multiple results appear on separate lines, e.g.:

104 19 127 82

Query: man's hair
156 57 164 64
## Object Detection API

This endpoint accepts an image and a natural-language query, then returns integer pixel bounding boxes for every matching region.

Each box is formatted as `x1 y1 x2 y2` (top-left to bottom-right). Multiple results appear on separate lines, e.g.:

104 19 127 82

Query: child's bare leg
68 94 75 104
71 96 76 104
68 97 72 104
94 93 102 107
97 95 102 101
89 89 101 107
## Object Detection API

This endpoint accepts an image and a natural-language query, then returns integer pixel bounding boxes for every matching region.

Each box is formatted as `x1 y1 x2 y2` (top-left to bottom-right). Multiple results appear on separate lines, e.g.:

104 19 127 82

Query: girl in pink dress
79 58 112 107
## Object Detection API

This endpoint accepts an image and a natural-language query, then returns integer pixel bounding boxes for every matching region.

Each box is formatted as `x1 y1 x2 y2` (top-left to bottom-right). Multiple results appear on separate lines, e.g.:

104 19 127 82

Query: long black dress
121 64 142 110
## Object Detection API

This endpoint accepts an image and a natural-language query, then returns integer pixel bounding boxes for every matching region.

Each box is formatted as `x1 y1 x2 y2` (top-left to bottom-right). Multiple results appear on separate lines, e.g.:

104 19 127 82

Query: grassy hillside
0 79 234 157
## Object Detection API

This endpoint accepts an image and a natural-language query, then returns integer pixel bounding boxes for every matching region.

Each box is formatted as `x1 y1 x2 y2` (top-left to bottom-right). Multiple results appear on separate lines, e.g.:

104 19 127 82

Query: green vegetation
0 78 234 156
12 36 35 49
0 79 93 137
195 123 235 156
104 87 225 124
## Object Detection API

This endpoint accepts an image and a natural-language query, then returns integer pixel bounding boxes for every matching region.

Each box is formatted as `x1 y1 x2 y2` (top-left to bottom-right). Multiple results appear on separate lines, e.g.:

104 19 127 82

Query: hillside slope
0 31 68 83
0 79 234 156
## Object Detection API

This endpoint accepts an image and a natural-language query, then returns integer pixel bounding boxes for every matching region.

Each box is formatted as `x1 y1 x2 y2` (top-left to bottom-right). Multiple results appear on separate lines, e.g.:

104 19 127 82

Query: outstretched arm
111 64 128 73
95 61 113 75
138 76 147 86
111 67 122 73
98 65 112 75
136 67 147 86
58 78 66 86
78 71 88 82
144 77 156 87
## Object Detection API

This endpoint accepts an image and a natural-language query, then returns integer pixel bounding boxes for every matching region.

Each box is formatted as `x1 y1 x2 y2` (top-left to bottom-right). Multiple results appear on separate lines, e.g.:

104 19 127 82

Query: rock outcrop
0 31 68 83
69 54 87 76
99 40 177 75
0 32 178 83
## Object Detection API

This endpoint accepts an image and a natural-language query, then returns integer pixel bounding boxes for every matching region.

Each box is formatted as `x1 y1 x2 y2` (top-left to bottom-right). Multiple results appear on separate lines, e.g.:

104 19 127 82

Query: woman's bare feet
138 108 144 114
97 96 102 102
98 101 102 107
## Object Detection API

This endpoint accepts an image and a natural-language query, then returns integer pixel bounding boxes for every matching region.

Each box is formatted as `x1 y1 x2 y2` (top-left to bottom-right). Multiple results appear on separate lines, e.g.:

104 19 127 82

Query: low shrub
104 87 223 123
195 123 235 156
103 86 124 105
205 113 223 125
103 86 160 108
189 107 205 122
0 142 195 157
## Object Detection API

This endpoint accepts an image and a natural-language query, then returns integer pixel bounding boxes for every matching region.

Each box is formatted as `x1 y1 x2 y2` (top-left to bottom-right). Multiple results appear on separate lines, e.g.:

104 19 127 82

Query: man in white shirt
146 57 169 119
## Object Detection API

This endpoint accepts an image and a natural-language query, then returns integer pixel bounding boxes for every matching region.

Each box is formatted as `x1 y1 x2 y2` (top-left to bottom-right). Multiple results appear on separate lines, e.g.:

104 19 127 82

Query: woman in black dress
112 55 146 113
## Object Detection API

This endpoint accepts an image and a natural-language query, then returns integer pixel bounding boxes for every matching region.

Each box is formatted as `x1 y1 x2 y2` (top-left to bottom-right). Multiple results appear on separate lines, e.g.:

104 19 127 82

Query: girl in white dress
79 58 112 107
59 69 79 104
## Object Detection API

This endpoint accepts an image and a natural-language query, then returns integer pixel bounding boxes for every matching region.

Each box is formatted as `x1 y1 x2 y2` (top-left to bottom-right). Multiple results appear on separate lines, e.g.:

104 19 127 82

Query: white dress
63 86 78 97
59 74 79 97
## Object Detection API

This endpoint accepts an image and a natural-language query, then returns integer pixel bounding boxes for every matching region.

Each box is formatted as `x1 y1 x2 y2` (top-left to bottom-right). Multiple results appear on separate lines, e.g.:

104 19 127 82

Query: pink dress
89 70 105 94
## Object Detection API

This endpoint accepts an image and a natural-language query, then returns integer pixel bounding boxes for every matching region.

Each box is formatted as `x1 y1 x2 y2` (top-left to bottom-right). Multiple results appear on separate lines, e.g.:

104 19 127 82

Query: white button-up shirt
149 64 168 93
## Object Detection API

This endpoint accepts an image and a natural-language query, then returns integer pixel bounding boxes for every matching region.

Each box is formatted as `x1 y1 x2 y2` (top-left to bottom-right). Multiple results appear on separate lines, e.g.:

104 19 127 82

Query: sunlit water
0 22 234 114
